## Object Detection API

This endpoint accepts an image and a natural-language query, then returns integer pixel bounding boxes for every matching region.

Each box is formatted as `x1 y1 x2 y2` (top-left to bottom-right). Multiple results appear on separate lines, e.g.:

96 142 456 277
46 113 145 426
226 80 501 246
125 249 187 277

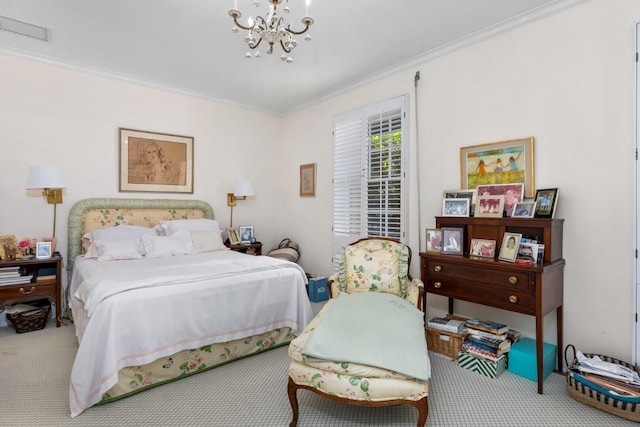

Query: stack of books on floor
458 318 521 379
463 318 512 359
0 266 33 286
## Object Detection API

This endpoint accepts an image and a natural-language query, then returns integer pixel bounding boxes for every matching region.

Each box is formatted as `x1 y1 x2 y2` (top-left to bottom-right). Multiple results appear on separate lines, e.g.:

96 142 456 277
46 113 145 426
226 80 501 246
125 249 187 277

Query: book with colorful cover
467 334 511 352
464 318 508 335
465 327 507 341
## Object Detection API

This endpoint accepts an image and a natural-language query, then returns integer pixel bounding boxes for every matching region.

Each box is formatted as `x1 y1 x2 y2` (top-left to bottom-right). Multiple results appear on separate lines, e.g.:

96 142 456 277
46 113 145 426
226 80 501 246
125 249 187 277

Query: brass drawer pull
434 265 442 272
508 276 518 285
20 286 36 295
434 282 442 289
509 295 518 304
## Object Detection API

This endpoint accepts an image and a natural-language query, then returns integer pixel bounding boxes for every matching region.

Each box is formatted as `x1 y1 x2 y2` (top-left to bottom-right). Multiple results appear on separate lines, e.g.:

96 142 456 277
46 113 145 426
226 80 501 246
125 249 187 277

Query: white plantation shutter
332 95 407 271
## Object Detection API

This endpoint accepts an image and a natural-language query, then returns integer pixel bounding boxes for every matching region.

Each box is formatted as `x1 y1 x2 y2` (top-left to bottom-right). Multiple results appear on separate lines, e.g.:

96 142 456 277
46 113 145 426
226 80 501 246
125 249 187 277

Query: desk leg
535 313 544 394
448 297 454 315
557 305 563 372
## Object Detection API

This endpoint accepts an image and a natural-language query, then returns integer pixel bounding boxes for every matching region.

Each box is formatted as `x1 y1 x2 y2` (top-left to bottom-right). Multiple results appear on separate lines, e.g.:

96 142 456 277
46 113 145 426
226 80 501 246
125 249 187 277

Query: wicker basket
426 327 466 359
565 344 640 422
6 300 51 334
426 315 467 359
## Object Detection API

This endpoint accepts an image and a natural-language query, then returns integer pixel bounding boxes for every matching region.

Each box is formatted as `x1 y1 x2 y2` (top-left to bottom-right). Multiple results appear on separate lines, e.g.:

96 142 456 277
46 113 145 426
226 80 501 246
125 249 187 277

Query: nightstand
226 242 263 256
0 253 63 327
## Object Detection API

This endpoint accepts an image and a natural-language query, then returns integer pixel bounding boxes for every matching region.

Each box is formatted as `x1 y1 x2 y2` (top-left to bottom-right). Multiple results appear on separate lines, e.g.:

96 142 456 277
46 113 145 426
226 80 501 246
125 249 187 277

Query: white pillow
95 239 144 261
190 230 228 253
84 225 157 258
160 219 220 236
141 230 195 258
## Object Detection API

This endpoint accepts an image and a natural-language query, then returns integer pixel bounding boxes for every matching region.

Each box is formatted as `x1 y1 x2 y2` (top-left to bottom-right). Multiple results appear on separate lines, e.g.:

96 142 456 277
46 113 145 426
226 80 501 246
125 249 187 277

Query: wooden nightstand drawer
0 281 55 300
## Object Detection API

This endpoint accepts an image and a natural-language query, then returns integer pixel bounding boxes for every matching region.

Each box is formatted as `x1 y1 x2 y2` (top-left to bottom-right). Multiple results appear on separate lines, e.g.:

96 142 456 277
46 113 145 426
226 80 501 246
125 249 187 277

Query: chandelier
228 0 314 63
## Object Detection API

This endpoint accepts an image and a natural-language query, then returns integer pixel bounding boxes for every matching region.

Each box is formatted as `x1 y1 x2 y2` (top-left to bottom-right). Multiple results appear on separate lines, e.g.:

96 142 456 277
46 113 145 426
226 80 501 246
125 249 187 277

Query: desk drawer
425 278 535 314
424 258 532 292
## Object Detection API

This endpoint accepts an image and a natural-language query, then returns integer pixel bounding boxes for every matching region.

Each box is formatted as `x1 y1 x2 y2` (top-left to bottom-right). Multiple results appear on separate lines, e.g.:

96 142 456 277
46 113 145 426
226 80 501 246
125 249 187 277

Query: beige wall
282 0 640 362
1 0 638 361
0 54 285 269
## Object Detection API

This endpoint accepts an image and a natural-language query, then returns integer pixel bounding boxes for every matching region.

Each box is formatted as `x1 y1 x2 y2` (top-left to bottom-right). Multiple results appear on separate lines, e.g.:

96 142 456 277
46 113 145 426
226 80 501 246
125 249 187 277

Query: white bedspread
68 250 312 418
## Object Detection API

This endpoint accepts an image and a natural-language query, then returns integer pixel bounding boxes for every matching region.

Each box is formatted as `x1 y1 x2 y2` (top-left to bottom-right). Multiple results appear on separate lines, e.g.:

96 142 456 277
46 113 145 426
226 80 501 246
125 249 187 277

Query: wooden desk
421 216 564 394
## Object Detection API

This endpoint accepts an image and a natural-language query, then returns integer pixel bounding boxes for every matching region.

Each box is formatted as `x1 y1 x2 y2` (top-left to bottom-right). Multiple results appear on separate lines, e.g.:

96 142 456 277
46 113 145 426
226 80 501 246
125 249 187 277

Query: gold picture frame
226 228 241 245
300 163 316 197
0 235 19 261
460 137 534 198
426 228 442 253
119 128 194 193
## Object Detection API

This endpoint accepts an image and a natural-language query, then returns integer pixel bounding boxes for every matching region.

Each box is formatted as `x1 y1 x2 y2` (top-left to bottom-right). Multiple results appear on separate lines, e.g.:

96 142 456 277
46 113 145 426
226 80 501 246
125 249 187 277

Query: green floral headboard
67 198 214 270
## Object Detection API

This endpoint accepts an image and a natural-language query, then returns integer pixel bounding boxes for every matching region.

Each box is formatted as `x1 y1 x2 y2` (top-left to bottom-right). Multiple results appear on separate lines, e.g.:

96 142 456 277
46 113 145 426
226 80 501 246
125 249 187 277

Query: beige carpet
0 315 637 426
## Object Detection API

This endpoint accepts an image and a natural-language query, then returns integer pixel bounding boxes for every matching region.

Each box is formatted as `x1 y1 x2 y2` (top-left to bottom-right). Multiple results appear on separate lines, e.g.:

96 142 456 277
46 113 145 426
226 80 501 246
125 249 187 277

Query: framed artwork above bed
119 128 194 193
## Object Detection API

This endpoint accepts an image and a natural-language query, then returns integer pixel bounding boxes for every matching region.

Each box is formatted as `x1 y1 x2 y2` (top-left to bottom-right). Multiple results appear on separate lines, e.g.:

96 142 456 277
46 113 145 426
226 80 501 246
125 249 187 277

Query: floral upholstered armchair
287 237 429 426
329 237 424 310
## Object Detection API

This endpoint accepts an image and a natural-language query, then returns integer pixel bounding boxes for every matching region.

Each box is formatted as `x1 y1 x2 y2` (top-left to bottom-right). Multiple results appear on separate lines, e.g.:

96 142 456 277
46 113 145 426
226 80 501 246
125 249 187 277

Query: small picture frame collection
429 138 554 264
440 185 558 219
426 227 545 264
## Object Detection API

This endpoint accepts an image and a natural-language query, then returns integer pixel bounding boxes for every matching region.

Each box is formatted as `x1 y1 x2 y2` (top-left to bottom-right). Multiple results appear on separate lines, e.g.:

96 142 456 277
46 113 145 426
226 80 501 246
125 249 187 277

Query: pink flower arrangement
18 237 37 256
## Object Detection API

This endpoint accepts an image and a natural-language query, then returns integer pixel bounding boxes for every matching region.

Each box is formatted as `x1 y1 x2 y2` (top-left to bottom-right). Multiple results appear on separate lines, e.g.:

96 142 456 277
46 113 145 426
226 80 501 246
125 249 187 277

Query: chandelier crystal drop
228 0 314 62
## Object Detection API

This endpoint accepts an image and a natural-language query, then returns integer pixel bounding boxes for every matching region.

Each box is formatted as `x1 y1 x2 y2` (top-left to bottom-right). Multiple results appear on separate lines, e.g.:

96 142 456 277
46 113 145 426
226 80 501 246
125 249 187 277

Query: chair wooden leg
415 395 429 427
287 377 300 427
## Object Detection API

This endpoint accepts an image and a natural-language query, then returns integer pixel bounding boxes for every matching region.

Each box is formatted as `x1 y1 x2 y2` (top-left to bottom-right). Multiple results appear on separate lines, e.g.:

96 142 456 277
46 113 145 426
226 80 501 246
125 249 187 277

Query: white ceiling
0 0 574 115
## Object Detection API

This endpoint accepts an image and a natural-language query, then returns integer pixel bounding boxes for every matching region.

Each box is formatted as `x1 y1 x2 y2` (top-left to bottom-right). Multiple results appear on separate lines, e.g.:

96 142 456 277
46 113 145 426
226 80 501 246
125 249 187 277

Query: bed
66 198 313 418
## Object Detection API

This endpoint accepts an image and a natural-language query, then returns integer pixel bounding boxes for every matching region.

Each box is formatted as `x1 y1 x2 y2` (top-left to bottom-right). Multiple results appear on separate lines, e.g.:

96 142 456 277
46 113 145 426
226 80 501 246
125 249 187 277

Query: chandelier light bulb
245 52 252 58
286 56 293 63
283 6 290 14
232 26 239 33
304 33 311 41
254 51 261 58
252 1 260 8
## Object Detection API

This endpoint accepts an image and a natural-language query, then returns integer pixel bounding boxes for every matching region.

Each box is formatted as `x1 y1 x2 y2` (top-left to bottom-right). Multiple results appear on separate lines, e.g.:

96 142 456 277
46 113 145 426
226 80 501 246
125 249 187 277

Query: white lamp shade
234 179 255 197
26 166 65 189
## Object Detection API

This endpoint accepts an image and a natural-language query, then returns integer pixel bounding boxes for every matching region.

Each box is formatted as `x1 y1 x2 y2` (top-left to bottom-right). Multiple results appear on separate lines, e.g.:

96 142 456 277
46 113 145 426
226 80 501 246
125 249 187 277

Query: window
332 95 407 269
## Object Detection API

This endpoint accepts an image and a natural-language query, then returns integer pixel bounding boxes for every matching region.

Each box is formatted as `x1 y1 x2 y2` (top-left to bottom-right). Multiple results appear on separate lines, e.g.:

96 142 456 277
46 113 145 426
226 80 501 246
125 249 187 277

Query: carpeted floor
0 306 636 426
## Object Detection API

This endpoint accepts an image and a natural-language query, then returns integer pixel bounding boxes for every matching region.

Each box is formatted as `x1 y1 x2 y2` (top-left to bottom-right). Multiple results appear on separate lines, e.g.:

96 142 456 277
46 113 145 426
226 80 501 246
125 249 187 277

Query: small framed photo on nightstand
239 226 254 244
36 241 52 259
226 228 240 245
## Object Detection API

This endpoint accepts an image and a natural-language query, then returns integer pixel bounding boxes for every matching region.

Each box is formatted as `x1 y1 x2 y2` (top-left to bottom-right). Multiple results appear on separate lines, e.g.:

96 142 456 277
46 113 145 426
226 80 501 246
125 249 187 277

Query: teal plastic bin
508 337 556 381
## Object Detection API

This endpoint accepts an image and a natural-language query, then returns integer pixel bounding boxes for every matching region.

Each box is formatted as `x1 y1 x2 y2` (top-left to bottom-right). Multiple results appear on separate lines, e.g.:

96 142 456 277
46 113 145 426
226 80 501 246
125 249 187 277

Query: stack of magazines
427 316 466 334
572 351 640 397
